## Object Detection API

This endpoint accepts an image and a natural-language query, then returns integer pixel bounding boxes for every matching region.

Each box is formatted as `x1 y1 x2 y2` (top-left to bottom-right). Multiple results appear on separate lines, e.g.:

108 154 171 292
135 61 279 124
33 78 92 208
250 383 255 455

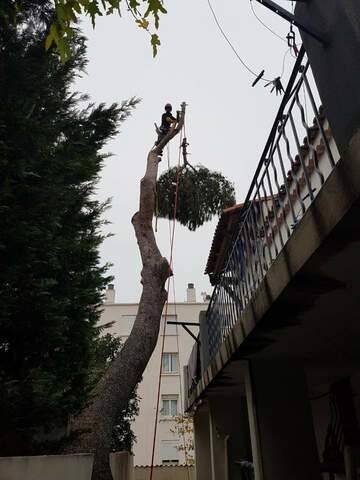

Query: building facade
184 48 360 480
101 283 208 467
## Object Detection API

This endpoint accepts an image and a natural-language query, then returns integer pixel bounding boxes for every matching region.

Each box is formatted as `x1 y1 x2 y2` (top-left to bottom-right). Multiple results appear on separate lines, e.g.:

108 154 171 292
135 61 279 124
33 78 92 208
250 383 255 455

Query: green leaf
136 18 149 30
72 2 82 14
129 0 140 11
86 1 103 28
151 33 161 57
45 32 54 51
144 0 167 29
50 23 60 43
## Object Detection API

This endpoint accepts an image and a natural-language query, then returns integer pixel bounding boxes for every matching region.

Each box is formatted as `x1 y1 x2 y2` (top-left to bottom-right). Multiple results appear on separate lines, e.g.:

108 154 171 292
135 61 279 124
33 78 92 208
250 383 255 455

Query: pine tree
157 166 236 230
0 1 138 454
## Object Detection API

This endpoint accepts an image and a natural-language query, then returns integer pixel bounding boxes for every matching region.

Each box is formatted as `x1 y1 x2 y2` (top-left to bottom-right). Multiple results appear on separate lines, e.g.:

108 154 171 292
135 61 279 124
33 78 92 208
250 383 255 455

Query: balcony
185 46 360 408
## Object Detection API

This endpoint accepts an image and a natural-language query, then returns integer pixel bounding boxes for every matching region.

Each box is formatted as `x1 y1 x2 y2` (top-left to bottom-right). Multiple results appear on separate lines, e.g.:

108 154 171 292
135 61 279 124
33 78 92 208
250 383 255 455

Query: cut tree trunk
64 103 186 480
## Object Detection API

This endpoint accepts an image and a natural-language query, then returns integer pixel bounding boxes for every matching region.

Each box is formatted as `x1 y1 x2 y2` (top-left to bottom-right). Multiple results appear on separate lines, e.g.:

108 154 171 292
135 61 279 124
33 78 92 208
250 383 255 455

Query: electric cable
279 47 291 79
206 0 297 88
206 0 272 82
249 0 287 44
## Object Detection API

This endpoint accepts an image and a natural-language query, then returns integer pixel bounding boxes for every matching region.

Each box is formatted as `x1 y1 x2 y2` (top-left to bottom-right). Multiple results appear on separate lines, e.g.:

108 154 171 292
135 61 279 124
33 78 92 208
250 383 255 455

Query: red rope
149 128 184 479
167 173 191 476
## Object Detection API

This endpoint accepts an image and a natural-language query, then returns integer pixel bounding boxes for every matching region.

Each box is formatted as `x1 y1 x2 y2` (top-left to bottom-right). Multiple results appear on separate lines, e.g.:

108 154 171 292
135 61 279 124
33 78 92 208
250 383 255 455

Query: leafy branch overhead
157 166 236 231
7 0 166 61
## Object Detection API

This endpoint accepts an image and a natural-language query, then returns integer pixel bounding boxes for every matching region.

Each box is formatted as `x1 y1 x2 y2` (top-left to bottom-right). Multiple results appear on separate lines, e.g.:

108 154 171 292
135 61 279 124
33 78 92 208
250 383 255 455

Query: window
161 440 179 464
160 315 177 335
162 353 178 374
162 460 179 466
161 396 178 416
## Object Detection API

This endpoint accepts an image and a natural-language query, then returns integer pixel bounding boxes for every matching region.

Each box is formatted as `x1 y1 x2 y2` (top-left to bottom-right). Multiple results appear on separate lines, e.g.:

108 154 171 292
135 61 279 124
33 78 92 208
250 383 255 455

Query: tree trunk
64 103 186 480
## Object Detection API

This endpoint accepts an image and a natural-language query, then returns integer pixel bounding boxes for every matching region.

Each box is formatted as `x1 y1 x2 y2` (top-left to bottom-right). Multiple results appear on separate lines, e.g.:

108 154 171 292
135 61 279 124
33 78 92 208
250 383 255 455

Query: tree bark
64 103 186 480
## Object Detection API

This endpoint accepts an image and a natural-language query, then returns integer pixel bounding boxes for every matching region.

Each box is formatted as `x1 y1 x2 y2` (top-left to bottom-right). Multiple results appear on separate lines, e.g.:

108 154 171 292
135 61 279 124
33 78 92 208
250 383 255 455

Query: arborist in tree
155 103 179 155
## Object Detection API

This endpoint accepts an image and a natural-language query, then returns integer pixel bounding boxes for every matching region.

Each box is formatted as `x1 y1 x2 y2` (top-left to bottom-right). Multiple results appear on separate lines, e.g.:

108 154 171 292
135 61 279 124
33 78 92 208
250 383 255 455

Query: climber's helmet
165 103 172 112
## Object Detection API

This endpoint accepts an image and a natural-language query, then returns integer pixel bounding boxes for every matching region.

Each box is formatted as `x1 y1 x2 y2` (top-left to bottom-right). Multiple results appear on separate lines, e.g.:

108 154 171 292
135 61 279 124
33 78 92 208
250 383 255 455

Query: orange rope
149 127 184 479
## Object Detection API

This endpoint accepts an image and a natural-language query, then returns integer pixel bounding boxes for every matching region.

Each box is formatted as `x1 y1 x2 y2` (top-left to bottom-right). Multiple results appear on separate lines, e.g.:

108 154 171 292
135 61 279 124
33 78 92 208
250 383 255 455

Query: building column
209 394 252 480
193 404 212 480
245 359 321 480
209 401 227 480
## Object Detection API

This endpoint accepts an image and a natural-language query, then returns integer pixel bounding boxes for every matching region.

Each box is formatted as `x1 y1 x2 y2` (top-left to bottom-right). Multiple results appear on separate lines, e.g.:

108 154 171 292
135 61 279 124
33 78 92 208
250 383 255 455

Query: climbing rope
149 126 184 479
165 142 192 475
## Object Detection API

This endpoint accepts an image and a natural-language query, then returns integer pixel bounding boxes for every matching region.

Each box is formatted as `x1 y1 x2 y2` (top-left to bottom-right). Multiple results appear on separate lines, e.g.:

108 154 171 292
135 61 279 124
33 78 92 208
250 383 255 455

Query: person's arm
166 114 178 124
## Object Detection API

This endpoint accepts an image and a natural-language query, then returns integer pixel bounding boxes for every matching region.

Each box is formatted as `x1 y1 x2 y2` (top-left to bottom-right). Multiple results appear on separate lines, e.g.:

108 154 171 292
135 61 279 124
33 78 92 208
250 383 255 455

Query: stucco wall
134 466 195 480
0 454 93 480
101 297 207 466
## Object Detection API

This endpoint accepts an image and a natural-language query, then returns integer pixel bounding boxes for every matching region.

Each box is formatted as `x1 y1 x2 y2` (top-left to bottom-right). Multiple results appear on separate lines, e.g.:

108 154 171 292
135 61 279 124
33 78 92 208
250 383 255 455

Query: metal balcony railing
203 47 340 365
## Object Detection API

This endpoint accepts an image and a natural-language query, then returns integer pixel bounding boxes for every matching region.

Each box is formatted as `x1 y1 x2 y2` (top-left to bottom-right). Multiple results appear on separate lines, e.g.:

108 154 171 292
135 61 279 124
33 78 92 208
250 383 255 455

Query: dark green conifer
0 1 138 453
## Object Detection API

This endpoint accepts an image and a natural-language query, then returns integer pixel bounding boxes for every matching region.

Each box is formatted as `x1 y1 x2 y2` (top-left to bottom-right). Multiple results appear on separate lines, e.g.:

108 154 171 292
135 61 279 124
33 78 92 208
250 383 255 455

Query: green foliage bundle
157 166 236 231
0 2 138 454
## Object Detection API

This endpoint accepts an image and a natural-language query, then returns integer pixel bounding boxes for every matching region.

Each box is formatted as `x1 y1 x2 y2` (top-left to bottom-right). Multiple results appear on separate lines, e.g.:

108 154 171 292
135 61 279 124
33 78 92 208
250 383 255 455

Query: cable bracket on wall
167 321 200 343
255 0 327 45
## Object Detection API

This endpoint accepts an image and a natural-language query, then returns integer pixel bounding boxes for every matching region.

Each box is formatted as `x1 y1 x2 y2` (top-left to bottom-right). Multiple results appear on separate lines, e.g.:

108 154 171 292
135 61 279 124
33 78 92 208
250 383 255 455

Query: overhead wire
249 0 287 44
248 0 300 81
206 0 297 88
279 47 291 79
206 0 272 82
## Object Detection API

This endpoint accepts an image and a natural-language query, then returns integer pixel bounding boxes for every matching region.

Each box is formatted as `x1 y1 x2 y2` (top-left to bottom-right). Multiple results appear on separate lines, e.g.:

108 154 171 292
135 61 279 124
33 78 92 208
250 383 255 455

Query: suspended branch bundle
157 166 236 231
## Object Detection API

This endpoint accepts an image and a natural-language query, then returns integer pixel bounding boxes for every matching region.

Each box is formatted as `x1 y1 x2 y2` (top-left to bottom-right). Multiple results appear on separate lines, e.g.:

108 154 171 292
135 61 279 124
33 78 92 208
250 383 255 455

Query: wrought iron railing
204 47 340 363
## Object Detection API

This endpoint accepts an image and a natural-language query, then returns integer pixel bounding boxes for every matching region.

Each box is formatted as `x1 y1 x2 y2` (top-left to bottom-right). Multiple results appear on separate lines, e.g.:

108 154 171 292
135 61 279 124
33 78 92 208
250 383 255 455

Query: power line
206 0 298 91
280 47 291 78
249 0 287 44
206 0 272 82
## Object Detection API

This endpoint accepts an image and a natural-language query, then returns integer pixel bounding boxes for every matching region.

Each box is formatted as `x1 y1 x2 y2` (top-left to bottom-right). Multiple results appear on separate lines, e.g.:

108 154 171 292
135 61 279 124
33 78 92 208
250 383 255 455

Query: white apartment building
101 283 208 466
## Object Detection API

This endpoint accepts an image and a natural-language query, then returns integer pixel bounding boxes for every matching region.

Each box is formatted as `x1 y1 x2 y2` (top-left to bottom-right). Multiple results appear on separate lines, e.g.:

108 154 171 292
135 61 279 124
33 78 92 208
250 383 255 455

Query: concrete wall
296 0 360 154
0 454 93 480
134 466 195 480
193 405 212 480
110 452 134 480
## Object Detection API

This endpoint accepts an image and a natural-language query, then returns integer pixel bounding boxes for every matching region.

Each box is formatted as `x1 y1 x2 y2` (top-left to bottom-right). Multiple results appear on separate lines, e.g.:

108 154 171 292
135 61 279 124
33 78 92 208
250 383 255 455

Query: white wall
101 293 207 466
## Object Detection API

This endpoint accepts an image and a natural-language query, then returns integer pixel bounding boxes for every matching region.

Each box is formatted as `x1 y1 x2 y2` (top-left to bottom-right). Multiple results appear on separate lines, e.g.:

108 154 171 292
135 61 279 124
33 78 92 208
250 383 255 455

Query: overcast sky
75 0 296 303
